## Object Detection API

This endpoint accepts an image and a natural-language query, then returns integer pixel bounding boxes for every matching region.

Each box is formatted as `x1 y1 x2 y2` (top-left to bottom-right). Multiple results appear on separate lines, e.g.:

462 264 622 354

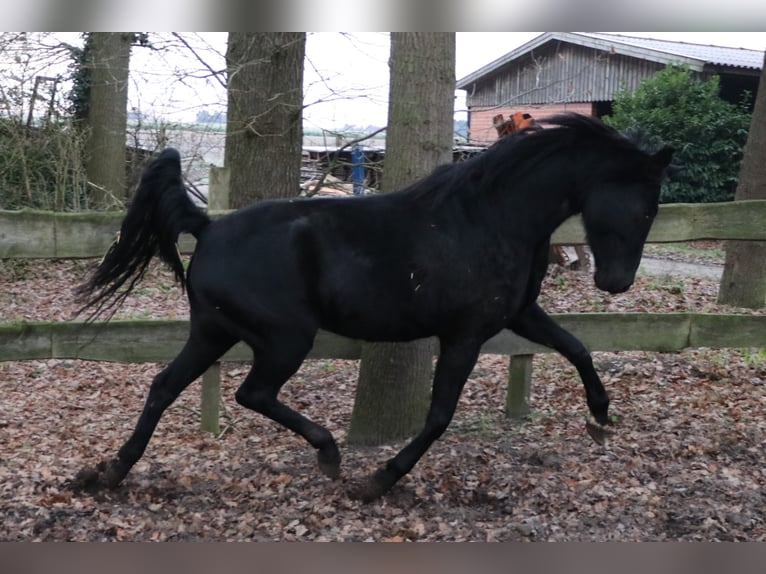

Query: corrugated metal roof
457 32 764 89
582 33 765 70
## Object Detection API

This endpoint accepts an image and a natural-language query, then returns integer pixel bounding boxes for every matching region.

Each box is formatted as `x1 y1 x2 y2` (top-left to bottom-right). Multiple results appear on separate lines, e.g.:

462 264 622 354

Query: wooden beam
552 199 766 244
2 313 765 364
4 200 766 259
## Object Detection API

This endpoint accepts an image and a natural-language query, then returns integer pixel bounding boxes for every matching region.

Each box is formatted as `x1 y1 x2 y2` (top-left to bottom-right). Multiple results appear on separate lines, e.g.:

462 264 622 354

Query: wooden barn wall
467 102 593 145
464 43 666 109
461 42 669 144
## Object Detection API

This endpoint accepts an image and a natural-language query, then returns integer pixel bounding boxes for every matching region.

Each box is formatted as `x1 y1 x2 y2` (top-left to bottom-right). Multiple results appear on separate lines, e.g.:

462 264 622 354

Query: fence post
200 362 221 435
208 165 230 212
199 166 230 434
505 354 533 419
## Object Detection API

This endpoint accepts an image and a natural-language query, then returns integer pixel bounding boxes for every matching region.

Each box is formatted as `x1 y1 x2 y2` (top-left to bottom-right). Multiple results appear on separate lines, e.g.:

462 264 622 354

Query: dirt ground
1 248 765 541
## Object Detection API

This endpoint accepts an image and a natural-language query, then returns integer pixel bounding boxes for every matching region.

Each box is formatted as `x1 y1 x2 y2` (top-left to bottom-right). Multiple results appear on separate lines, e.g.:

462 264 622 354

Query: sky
300 32 766 129
47 32 766 131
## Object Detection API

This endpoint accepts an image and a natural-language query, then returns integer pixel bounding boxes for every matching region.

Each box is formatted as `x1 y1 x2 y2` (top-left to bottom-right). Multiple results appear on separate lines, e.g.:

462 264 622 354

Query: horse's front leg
508 302 610 429
348 338 482 502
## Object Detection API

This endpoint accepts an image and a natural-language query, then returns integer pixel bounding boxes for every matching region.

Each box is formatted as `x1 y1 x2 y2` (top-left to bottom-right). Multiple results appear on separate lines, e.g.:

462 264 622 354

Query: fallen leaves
2 252 766 540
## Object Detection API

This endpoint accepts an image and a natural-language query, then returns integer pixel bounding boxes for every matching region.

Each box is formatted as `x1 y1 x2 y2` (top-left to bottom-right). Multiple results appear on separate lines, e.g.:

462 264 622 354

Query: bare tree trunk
347 33 456 446
83 33 132 209
718 50 766 309
224 33 305 207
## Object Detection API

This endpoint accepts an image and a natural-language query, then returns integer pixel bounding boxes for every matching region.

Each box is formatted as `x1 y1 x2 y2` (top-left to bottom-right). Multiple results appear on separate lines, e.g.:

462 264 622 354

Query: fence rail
2 199 766 259
2 313 766 365
2 199 766 427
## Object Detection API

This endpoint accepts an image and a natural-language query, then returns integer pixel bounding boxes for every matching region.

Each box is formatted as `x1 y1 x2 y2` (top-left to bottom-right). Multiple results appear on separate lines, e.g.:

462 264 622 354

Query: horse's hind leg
234 331 341 479
72 325 235 491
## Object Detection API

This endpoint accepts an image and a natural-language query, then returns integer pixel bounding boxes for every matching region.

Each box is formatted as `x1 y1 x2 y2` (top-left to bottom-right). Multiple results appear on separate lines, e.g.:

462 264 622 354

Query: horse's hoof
318 459 341 480
346 468 395 503
69 459 124 492
347 478 385 503
585 419 613 445
317 450 341 480
70 467 101 490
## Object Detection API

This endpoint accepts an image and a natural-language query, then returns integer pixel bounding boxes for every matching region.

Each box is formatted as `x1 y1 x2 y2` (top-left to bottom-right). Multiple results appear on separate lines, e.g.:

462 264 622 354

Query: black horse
74 114 672 502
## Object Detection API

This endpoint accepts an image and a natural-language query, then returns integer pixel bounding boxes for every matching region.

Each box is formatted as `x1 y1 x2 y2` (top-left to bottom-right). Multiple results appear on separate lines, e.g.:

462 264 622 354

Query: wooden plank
555 312 694 352
481 313 695 355
306 331 363 360
551 200 766 245
0 322 52 361
49 320 190 362
550 216 587 245
0 209 198 259
0 210 56 258
690 314 766 348
1 314 764 364
653 200 766 242
480 329 548 355
4 200 766 259
52 211 124 258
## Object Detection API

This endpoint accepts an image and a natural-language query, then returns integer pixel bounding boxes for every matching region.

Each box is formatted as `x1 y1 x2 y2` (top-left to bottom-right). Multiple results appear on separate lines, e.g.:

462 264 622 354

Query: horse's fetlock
589 397 610 426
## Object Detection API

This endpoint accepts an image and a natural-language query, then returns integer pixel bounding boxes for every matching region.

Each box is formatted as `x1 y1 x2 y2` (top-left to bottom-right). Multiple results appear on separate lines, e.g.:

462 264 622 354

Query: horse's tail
76 147 211 320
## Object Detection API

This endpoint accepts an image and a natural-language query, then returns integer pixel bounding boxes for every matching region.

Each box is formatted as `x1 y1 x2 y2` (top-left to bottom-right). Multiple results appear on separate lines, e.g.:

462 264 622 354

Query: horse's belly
318 303 432 343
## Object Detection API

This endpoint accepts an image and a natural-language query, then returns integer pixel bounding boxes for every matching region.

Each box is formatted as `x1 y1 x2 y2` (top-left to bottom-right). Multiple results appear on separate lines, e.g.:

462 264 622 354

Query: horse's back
187 195 425 337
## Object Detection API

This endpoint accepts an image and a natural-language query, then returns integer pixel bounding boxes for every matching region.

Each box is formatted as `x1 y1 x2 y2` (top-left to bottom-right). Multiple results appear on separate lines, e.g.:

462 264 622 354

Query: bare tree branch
171 32 226 89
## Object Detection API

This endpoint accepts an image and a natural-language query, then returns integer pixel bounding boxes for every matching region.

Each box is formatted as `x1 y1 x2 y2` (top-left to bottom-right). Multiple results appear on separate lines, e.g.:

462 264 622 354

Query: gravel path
639 256 723 281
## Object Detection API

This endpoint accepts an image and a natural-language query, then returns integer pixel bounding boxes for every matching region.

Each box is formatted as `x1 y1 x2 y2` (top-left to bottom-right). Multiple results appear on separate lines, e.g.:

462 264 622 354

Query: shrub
0 116 89 210
606 65 751 203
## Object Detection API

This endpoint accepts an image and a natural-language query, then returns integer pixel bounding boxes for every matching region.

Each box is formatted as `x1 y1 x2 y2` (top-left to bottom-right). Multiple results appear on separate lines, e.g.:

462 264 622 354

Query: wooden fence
2 198 766 430
3 199 766 259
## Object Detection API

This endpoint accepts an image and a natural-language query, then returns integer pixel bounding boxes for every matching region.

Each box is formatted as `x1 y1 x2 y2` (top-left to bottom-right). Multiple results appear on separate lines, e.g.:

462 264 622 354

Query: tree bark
83 33 132 210
718 50 766 309
347 33 456 446
224 33 305 207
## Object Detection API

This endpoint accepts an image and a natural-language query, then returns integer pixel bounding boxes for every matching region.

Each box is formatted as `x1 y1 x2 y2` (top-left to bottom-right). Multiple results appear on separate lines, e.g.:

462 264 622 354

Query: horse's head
582 146 674 294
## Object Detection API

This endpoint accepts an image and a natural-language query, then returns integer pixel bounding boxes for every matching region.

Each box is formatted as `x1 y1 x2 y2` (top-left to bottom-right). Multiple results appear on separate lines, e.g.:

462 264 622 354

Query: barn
457 32 764 144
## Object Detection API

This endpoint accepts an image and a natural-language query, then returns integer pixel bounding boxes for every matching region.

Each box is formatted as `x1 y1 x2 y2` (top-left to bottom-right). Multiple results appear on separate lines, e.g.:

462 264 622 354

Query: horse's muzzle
594 269 633 294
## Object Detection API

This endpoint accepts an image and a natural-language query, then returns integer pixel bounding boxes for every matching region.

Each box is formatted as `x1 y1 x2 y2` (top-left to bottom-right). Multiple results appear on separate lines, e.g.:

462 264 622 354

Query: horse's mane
398 113 638 208
538 113 632 146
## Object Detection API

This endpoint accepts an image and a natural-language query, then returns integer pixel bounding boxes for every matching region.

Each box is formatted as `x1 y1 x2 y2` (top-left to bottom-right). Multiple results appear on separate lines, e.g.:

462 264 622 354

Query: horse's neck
494 181 582 245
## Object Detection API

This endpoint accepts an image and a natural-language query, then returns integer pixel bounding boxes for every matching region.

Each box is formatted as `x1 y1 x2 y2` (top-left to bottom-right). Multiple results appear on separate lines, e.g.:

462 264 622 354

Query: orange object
493 112 540 137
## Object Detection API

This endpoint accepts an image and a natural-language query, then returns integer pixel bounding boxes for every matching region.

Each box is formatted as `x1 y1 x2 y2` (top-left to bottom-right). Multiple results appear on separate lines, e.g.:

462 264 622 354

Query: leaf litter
1 249 765 541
